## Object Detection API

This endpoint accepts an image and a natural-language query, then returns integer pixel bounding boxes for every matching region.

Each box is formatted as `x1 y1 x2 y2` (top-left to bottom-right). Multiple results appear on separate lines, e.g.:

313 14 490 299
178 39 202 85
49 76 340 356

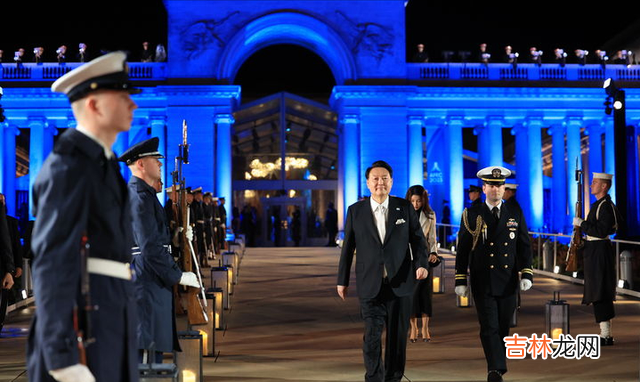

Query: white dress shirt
370 196 389 278
486 200 502 219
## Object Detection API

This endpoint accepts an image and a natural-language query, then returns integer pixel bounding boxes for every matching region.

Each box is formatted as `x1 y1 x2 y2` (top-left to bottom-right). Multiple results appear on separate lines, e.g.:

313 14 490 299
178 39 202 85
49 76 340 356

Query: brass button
490 242 494 246
504 242 508 246
490 265 494 269
504 265 509 269
504 254 508 257
490 253 494 257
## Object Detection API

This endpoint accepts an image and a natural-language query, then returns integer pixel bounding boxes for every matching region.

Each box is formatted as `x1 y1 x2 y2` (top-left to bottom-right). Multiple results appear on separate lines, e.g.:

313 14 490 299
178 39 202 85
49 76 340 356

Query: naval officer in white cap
573 172 622 346
454 166 533 382
28 51 140 382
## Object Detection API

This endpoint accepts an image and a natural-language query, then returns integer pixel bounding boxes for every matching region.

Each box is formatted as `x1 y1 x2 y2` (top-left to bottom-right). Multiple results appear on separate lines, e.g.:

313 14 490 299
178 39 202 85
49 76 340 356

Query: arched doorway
231 45 338 247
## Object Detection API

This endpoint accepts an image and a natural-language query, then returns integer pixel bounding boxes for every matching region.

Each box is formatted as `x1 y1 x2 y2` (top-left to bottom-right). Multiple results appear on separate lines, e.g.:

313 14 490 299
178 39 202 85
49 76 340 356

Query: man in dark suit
28 51 140 382
455 166 533 382
468 184 482 208
0 193 15 332
337 160 430 382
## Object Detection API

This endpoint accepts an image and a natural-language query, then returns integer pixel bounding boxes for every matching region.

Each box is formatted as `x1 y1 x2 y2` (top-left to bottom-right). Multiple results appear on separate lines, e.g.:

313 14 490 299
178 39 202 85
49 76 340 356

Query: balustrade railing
408 63 640 83
0 62 167 81
436 223 640 298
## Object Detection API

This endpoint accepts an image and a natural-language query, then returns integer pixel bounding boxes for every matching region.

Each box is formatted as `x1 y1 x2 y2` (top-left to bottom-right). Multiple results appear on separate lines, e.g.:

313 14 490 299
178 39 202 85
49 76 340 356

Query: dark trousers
473 284 517 374
359 282 411 382
138 349 163 363
593 300 615 323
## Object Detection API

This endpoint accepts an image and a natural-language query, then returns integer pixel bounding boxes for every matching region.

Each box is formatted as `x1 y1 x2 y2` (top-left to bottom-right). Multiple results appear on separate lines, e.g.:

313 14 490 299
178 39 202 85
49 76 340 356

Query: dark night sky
3 1 639 97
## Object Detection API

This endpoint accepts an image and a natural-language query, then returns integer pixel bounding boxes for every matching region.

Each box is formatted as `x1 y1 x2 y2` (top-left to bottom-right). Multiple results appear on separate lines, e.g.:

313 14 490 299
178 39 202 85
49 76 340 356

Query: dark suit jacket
455 201 532 297
0 207 14 277
337 196 429 299
28 128 137 381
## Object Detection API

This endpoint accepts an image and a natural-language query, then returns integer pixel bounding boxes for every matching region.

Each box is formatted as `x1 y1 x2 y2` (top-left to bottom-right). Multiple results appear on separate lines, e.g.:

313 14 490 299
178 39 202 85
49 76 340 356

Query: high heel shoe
422 330 431 342
409 329 417 343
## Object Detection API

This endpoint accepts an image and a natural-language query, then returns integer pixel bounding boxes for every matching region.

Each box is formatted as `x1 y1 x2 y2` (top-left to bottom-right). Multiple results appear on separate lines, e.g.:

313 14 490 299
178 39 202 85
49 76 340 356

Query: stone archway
217 11 357 85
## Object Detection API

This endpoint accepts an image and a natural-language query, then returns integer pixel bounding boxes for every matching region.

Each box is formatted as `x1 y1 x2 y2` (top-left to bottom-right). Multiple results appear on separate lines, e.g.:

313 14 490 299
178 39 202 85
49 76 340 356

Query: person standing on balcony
412 44 429 63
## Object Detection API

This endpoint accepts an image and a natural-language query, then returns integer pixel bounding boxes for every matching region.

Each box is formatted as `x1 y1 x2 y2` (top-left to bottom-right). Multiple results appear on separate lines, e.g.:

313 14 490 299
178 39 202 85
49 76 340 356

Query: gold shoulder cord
462 208 484 251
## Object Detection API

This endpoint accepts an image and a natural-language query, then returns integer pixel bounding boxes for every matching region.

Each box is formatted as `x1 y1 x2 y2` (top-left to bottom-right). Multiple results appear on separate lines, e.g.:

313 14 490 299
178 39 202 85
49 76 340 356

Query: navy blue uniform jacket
27 129 137 382
455 201 533 296
128 175 182 352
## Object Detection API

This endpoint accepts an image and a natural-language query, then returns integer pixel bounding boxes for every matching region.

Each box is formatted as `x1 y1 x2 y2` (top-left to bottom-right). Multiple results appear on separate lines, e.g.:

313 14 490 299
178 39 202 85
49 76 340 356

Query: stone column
339 114 360 229
445 116 464 230
407 115 424 187
29 118 57 219
475 116 504 170
1 123 20 216
215 113 234 227
512 117 543 230
586 122 605 204
565 116 582 232
548 123 567 233
604 119 616 202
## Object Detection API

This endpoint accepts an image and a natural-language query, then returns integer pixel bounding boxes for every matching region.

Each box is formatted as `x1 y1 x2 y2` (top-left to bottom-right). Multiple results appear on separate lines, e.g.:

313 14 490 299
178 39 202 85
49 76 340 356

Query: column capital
584 121 605 136
563 115 584 128
215 113 235 125
407 115 424 126
445 115 465 127
340 114 360 125
484 115 505 127
1 122 20 136
148 115 167 126
547 123 566 136
523 116 544 128
510 121 526 136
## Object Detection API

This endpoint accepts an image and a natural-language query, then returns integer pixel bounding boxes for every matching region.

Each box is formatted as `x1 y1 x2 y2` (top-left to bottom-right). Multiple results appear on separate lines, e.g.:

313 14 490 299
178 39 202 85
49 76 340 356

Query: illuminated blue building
1 0 639 244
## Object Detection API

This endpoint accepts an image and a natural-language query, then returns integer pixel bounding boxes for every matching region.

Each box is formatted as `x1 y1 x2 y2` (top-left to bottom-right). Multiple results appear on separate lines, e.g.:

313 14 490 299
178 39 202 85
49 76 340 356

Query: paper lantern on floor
211 266 230 310
174 331 203 382
546 291 570 340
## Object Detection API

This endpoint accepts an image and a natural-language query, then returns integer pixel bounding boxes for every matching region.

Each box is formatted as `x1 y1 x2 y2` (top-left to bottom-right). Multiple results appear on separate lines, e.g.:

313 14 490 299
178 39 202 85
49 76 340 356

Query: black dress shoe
600 336 615 346
487 370 503 382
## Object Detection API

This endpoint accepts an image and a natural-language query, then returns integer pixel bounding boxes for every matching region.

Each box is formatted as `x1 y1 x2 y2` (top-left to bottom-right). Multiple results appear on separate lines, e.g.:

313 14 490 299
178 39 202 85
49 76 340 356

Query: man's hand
2 273 13 290
337 285 348 301
416 267 428 280
520 279 532 291
14 267 23 278
573 217 584 227
49 364 95 382
455 285 468 297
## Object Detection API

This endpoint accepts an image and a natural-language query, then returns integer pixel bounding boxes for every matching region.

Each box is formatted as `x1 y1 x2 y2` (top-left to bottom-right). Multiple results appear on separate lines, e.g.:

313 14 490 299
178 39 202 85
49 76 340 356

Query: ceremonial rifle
565 157 583 272
73 233 96 365
175 120 208 325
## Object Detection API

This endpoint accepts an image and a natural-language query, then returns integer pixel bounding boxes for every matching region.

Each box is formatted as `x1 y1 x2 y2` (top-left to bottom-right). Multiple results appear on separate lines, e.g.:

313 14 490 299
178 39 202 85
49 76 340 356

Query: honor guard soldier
119 137 199 363
468 184 482 208
28 51 140 382
573 172 622 346
455 166 533 382
503 183 521 212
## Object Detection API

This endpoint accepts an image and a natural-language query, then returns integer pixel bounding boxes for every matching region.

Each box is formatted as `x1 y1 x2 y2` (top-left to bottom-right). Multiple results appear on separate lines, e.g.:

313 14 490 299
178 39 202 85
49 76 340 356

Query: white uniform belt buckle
585 235 608 241
131 245 170 255
87 258 133 281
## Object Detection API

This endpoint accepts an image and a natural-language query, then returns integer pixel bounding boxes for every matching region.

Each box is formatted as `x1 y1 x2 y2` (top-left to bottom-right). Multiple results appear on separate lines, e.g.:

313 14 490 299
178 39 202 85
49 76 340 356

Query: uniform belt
131 245 170 255
87 258 133 281
585 235 609 241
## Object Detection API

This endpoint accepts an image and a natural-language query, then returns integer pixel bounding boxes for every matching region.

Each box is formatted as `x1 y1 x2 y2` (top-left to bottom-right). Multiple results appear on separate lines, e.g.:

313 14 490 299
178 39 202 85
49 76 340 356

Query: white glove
520 279 532 291
185 225 194 242
573 217 584 227
49 364 95 382
455 285 468 297
179 272 200 288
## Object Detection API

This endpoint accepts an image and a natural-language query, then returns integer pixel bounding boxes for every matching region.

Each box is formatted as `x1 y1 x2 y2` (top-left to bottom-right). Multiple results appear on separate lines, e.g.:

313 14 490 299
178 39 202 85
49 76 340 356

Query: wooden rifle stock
176 120 208 325
565 161 583 272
